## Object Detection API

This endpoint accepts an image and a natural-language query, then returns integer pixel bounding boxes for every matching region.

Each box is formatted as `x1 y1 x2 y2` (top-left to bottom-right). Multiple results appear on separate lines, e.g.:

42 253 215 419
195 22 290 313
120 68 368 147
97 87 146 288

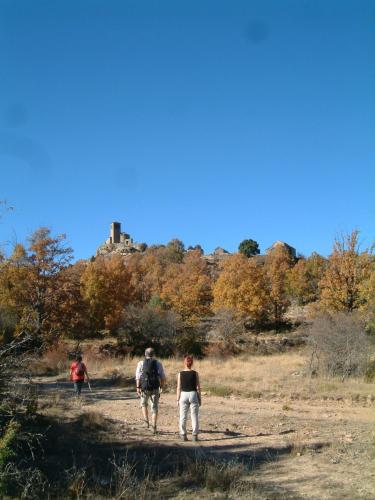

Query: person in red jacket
70 355 90 397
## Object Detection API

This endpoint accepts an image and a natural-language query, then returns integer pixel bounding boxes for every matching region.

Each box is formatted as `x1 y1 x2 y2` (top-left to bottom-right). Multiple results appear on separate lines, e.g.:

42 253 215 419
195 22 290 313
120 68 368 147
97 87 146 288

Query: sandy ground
37 378 375 500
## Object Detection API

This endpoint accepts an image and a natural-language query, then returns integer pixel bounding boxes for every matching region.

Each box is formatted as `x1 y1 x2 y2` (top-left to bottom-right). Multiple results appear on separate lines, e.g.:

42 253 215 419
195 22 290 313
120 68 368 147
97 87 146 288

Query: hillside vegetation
0 227 374 498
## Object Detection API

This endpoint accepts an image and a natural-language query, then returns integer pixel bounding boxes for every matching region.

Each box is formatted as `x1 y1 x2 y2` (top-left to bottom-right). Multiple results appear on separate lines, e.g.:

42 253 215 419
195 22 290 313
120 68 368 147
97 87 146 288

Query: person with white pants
176 355 201 442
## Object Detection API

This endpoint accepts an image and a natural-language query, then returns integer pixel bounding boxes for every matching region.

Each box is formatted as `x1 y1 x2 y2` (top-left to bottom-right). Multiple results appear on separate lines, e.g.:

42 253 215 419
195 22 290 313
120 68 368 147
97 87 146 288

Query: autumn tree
160 249 213 322
359 262 375 333
81 254 136 332
0 229 73 341
27 228 73 336
126 252 151 303
0 244 30 318
56 260 91 338
127 240 187 303
212 253 269 323
166 238 185 263
187 244 204 255
238 239 260 257
287 252 327 305
318 231 373 312
126 248 169 303
264 246 294 324
0 247 25 342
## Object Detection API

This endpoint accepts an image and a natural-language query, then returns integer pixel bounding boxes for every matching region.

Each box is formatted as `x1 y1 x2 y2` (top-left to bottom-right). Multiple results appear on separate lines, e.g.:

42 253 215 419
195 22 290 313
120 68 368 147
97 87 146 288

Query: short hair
76 355 82 362
145 347 155 358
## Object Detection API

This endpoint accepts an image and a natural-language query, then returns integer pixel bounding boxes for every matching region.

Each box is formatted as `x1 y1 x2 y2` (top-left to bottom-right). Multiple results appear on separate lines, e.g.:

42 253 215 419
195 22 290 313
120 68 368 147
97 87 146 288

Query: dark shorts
74 380 84 395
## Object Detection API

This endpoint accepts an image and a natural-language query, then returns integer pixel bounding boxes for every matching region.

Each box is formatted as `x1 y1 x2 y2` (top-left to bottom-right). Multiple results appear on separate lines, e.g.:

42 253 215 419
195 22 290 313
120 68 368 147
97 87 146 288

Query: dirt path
37 379 375 499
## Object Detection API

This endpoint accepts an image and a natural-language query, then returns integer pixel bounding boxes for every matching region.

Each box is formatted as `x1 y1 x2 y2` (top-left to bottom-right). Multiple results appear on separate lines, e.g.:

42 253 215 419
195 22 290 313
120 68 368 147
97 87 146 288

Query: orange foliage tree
0 228 74 340
0 244 29 311
359 260 375 332
212 253 269 323
287 252 327 305
319 231 373 312
127 240 187 305
56 260 92 338
81 254 136 332
160 249 213 322
264 246 294 324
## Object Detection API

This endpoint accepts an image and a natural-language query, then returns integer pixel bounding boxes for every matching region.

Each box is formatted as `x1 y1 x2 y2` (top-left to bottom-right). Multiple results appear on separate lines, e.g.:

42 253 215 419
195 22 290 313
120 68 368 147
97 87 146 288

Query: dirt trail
38 379 375 499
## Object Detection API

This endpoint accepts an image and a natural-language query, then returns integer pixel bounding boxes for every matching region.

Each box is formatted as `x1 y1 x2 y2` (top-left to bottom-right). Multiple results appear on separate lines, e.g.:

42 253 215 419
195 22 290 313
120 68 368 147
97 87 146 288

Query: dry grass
102 352 375 402
79 411 108 431
34 344 375 403
30 342 120 378
159 354 375 402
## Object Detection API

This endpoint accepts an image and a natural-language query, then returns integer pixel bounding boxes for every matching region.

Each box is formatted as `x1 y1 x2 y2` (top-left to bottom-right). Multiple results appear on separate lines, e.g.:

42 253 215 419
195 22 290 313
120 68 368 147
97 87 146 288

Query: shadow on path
32 378 332 499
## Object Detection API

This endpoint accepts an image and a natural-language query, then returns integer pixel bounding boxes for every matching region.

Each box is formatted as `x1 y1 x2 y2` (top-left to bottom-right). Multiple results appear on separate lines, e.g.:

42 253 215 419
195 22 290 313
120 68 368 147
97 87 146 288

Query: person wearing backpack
176 354 201 442
70 355 90 397
135 347 166 435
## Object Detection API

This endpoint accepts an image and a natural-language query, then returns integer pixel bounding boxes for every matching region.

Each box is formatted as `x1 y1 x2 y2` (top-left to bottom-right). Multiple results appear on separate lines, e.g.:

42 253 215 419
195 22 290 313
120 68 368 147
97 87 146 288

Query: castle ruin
96 221 144 256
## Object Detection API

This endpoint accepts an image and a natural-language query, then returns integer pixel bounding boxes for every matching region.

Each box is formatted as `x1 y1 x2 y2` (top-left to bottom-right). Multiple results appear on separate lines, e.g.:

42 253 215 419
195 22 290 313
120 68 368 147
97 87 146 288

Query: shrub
0 306 18 344
0 420 20 470
307 312 371 379
365 359 375 382
0 420 21 496
205 384 232 397
79 412 107 431
116 305 206 356
0 333 39 418
29 342 70 376
116 305 180 356
186 458 245 493
205 461 244 492
206 309 245 355
173 325 206 357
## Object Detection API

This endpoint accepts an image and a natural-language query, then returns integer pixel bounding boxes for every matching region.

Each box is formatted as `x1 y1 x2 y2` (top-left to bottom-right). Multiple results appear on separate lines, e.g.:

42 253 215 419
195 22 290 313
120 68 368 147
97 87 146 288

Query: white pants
179 391 199 436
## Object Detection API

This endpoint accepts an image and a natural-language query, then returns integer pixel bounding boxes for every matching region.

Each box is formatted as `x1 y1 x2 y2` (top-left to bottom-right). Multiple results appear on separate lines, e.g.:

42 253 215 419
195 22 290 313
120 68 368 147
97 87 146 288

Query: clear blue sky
0 0 374 260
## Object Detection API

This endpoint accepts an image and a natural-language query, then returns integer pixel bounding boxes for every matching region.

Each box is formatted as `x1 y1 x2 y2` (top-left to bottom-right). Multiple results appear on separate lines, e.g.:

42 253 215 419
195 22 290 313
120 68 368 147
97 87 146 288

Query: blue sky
0 0 374 260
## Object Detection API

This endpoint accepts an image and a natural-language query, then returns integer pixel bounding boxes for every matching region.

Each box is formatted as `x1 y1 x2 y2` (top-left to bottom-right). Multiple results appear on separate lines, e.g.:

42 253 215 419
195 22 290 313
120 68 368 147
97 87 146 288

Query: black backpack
140 359 160 391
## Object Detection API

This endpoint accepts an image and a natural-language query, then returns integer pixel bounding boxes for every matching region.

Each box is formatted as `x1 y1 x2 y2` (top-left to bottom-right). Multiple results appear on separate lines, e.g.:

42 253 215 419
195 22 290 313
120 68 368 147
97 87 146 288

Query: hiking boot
181 434 188 442
143 419 149 429
192 435 198 442
152 425 157 435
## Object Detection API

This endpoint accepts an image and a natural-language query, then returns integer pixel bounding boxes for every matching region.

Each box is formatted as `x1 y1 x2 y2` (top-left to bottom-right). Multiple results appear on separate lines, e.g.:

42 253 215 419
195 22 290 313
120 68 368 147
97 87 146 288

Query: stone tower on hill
96 221 144 256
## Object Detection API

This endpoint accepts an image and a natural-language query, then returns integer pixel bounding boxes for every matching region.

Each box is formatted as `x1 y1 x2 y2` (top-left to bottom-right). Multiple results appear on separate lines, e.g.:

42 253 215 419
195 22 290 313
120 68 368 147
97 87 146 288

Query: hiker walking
177 354 201 442
135 347 166 435
70 355 90 397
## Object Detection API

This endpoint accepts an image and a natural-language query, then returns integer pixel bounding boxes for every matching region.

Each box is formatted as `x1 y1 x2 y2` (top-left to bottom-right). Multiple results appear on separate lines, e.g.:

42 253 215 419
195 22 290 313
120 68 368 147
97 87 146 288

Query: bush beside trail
307 312 372 379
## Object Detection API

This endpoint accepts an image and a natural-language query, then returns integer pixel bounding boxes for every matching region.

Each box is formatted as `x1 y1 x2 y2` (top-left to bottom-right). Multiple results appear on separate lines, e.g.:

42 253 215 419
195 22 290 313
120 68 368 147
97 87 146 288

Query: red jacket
70 361 86 381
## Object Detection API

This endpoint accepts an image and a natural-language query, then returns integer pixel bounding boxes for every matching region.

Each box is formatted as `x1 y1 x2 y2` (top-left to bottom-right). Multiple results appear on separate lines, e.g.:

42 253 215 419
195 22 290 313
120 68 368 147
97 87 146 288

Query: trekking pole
87 380 92 392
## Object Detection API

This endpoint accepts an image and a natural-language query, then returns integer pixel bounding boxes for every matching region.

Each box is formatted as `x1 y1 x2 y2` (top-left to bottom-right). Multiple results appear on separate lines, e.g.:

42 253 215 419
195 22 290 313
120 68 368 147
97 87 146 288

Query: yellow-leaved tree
359 261 375 333
287 252 327 305
0 229 73 341
81 254 135 332
264 246 294 324
126 240 186 304
319 231 373 312
160 249 212 322
212 253 269 323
